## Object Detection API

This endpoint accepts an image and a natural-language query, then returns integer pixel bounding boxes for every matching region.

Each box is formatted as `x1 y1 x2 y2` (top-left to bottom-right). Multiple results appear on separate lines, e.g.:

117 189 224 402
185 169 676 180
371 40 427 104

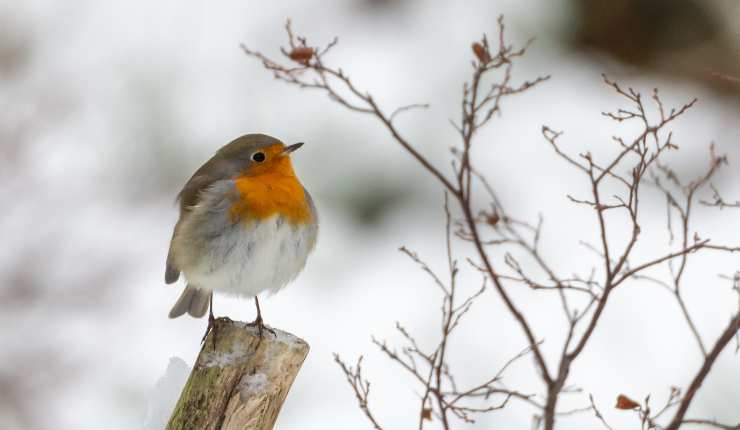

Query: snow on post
166 318 309 430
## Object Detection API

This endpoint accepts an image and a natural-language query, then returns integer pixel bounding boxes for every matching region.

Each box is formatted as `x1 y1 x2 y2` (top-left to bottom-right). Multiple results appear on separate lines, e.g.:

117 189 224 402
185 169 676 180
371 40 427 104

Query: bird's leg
201 293 217 348
247 296 276 337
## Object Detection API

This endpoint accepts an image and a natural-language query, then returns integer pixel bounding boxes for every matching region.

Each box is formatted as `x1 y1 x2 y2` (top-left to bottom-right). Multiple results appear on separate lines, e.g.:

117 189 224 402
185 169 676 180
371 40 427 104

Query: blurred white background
1 1 739 429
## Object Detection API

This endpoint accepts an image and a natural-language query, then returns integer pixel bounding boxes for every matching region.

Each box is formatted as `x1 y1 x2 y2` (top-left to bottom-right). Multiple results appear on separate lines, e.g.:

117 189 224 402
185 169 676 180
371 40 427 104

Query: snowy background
1 1 739 429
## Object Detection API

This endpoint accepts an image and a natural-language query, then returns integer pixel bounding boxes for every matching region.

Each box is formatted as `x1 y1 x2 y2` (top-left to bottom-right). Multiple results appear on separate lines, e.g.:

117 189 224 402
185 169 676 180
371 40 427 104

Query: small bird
165 134 318 337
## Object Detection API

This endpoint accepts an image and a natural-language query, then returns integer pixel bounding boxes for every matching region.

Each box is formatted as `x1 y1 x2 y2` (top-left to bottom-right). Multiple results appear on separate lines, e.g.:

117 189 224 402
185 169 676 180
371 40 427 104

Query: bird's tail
168 285 211 319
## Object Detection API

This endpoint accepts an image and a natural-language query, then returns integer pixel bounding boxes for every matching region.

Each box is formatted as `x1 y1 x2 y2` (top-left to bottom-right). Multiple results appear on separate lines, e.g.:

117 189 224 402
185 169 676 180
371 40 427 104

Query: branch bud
289 47 314 63
472 42 491 64
615 394 640 410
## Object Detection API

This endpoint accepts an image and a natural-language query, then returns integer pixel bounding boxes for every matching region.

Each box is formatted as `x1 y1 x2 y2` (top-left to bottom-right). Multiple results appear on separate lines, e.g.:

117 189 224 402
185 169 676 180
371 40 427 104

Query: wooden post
167 318 310 430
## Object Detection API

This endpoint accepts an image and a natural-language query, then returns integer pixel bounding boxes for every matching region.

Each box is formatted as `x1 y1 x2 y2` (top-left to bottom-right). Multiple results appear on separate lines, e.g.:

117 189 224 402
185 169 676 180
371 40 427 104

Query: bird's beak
282 142 304 155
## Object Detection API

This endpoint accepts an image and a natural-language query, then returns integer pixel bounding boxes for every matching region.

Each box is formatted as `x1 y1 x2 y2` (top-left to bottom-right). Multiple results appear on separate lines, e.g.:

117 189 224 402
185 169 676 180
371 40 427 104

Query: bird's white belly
183 215 314 297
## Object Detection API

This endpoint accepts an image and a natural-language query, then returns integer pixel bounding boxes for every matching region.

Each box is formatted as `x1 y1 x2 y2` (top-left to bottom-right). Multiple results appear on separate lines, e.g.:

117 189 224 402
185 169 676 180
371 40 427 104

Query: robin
165 134 318 337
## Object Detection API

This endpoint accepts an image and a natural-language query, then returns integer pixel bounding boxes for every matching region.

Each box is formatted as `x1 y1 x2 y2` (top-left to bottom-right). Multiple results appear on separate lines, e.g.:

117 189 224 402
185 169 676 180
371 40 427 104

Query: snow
239 372 268 398
234 322 307 348
200 341 250 368
143 357 191 430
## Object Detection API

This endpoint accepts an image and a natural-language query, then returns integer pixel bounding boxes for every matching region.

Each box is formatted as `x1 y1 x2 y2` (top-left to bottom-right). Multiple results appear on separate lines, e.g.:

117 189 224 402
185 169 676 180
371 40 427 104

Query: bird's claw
246 316 276 338
201 312 217 349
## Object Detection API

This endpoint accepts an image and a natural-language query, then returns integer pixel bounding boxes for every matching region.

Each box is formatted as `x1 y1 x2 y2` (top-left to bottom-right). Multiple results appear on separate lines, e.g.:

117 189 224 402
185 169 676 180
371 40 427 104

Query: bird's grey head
215 134 284 163
203 134 304 178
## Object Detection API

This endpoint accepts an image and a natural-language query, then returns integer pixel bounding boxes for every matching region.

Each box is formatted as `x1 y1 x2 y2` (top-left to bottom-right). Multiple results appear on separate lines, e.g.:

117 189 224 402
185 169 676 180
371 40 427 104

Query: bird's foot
246 315 276 338
201 311 217 349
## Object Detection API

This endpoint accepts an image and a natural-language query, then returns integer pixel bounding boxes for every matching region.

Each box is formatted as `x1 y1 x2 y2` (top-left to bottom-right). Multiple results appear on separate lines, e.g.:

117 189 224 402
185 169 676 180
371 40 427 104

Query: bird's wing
164 226 181 284
165 160 232 284
304 188 320 251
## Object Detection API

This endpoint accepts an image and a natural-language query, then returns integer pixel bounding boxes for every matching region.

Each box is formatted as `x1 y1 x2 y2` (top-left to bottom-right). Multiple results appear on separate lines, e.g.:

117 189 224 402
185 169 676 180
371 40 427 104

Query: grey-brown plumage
168 285 210 318
165 134 284 285
164 134 317 320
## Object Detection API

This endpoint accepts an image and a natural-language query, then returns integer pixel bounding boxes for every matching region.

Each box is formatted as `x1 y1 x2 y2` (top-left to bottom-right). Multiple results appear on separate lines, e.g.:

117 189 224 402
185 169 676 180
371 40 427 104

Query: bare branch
245 17 740 430
334 355 385 430
682 418 740 429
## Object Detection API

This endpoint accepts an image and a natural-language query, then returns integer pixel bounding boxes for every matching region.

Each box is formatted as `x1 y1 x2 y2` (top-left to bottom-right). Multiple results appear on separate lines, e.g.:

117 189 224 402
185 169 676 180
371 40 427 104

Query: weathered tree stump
167 318 310 430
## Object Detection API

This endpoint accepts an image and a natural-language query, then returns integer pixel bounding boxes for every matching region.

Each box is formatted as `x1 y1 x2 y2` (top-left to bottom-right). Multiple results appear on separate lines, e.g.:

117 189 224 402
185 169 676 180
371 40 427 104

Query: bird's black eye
251 152 266 163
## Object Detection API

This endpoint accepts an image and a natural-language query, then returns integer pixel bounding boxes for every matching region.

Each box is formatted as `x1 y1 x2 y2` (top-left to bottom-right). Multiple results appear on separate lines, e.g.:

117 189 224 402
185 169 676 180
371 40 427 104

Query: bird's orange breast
229 158 311 224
